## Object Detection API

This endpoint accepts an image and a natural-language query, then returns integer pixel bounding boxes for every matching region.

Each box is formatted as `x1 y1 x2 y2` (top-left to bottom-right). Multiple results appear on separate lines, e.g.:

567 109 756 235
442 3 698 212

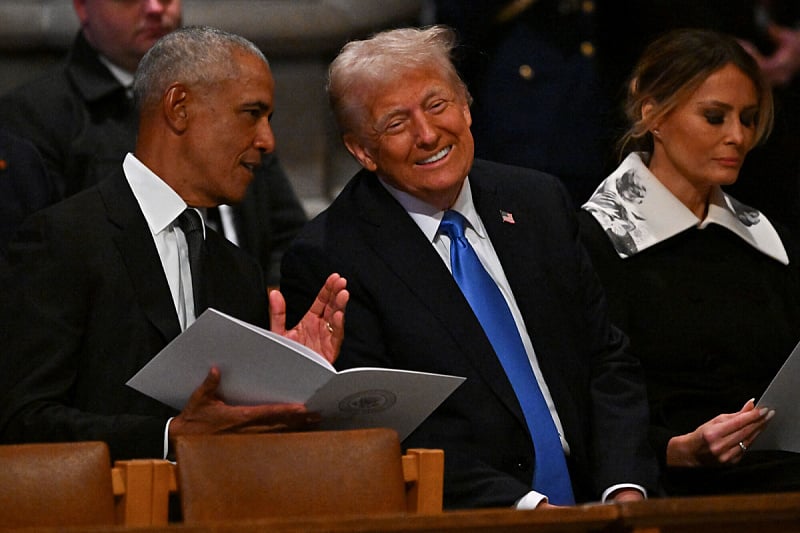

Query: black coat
579 209 800 495
0 171 269 461
0 129 55 256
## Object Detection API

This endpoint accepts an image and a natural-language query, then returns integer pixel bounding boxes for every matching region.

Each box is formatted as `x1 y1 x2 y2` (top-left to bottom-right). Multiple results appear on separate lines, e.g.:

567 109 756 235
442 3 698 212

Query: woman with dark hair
580 28 800 495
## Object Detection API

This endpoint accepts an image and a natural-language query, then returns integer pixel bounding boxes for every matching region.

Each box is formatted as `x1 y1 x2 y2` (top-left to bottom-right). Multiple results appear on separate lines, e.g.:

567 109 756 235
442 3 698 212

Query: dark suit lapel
470 164 580 442
98 172 181 342
353 174 527 427
470 167 545 312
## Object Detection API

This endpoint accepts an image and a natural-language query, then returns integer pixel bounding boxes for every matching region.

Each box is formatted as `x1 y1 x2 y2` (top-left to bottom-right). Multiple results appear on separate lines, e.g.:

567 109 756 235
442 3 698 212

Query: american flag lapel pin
500 210 515 224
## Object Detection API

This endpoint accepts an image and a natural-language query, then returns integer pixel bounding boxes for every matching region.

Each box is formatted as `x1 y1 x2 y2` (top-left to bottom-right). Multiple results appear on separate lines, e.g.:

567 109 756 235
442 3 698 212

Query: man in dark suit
0 0 307 286
280 25 659 509
0 26 348 462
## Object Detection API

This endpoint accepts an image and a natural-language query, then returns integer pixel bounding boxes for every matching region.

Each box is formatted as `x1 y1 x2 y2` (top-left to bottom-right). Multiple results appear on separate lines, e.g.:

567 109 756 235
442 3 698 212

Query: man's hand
169 368 321 443
269 273 349 364
666 399 775 467
169 274 348 442
536 501 564 509
608 489 645 503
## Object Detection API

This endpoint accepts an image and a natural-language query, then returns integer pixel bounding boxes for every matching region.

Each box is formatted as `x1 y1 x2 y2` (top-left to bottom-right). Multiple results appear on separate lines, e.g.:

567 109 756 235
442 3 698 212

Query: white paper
751 338 800 452
126 308 465 440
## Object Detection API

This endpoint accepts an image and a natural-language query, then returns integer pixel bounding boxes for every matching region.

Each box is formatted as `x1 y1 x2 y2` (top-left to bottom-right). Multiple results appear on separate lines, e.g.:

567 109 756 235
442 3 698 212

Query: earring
652 129 661 136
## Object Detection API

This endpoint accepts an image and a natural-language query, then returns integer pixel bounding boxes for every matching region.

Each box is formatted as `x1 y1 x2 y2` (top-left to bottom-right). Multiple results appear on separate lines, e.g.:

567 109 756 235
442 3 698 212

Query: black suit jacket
281 159 659 508
0 170 269 461
0 32 307 285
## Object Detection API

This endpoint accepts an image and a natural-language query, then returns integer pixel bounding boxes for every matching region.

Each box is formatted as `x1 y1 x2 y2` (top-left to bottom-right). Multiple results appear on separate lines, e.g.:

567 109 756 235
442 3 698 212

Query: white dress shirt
123 153 204 457
123 153 205 331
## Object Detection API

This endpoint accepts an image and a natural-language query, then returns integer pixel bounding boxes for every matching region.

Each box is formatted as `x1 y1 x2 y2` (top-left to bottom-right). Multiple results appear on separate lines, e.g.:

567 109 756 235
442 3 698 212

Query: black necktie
177 209 206 317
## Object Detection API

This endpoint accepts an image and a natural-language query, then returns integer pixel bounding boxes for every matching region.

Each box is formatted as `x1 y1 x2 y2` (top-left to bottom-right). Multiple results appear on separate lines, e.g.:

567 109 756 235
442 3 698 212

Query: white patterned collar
582 152 788 264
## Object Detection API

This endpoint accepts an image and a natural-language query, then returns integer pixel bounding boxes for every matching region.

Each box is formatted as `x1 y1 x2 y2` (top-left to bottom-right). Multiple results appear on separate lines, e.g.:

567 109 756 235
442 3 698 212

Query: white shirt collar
123 153 199 236
98 55 134 91
379 177 486 241
582 152 788 264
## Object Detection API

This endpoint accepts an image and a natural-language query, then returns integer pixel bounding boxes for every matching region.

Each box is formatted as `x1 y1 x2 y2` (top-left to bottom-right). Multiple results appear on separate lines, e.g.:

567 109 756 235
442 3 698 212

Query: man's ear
461 100 472 128
72 0 88 26
343 133 377 172
163 83 190 133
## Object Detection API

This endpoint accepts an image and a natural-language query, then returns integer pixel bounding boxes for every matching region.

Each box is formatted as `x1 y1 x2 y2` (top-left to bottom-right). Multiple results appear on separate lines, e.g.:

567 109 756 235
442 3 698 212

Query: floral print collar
582 152 788 264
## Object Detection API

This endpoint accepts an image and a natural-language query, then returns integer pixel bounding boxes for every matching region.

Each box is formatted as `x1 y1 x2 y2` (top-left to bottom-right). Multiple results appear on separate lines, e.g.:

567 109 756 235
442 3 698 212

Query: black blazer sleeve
0 176 270 461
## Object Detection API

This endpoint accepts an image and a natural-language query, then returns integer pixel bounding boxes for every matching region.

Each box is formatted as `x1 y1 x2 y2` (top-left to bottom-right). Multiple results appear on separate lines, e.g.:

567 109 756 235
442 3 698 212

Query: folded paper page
127 308 465 440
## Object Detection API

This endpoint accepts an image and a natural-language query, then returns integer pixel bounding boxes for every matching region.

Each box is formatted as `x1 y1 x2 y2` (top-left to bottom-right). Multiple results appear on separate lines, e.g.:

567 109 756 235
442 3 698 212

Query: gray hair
327 25 471 135
133 26 269 113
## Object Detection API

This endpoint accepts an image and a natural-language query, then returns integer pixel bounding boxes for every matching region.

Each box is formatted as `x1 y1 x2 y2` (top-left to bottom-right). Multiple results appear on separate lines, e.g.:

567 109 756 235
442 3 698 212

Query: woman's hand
666 399 774 467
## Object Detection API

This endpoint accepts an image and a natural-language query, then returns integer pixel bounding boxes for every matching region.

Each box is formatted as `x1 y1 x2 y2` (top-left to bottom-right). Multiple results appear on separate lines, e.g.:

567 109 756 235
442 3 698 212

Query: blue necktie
439 210 574 505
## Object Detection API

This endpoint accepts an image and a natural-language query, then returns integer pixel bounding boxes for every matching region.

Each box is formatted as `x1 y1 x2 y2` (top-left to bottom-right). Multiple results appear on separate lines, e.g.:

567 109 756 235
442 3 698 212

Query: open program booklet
751 338 800 452
127 308 465 440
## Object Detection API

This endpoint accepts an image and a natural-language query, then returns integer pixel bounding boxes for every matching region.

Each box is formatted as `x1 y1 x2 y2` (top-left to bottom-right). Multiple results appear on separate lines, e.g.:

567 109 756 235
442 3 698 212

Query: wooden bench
114 445 444 525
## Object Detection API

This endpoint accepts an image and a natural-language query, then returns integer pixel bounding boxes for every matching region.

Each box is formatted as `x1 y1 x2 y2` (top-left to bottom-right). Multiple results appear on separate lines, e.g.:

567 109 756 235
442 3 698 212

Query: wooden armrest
112 459 176 526
403 448 444 514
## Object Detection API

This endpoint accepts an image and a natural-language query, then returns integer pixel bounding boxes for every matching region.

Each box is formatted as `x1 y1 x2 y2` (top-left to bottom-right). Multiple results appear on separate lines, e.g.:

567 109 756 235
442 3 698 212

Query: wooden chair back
0 441 116 528
175 428 433 523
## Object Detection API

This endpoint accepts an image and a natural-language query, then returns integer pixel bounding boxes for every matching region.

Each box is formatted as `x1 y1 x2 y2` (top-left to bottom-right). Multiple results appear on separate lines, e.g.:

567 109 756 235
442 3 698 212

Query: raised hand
269 273 349 364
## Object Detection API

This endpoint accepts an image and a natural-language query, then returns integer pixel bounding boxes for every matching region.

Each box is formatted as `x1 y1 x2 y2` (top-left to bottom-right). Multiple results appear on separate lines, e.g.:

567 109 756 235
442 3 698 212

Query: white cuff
163 417 174 460
515 490 548 509
601 483 647 503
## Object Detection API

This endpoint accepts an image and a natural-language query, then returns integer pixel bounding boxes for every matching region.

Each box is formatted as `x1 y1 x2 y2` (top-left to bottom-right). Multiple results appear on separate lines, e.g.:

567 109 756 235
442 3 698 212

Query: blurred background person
429 1 800 234
0 129 55 258
579 28 800 496
430 0 619 205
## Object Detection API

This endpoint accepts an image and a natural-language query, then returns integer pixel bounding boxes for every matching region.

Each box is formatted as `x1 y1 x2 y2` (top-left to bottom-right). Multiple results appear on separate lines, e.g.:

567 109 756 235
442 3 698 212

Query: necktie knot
440 210 469 245
177 209 204 237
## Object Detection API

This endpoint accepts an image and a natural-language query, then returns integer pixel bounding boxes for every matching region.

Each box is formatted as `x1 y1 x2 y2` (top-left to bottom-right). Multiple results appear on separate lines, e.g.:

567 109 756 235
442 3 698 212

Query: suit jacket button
518 64 534 81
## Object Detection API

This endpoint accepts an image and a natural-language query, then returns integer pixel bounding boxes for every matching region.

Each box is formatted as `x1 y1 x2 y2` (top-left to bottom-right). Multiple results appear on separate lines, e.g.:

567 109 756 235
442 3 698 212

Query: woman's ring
325 322 334 333
738 441 747 452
